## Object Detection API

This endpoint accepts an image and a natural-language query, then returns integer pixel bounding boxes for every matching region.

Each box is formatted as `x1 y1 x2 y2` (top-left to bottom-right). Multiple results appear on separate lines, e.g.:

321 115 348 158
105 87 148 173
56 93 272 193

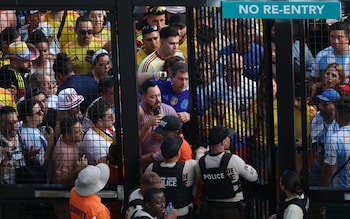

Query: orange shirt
178 134 193 162
69 187 111 219
150 134 193 162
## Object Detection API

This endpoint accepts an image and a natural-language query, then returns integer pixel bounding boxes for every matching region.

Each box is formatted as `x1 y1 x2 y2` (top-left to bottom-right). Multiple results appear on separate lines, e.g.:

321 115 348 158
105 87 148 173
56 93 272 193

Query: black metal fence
1 1 350 219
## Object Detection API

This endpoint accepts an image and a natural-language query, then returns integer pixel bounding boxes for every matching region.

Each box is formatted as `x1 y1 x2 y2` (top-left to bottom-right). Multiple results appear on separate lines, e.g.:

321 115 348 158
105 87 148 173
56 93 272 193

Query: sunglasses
79 30 93 35
148 6 166 15
142 25 158 35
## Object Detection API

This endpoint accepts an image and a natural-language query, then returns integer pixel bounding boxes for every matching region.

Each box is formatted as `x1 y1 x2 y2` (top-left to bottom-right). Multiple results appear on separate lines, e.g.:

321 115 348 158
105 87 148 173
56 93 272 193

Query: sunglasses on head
148 6 166 15
79 30 93 35
142 25 158 35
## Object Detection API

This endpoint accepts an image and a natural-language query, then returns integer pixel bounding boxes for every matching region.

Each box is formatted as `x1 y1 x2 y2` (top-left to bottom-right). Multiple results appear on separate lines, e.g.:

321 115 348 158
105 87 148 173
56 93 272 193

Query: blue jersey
221 42 264 81
324 126 350 188
153 79 190 113
311 45 350 81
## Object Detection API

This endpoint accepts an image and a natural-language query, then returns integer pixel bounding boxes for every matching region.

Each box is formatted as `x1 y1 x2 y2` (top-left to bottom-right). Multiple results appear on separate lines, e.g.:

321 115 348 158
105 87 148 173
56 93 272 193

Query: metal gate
1 0 350 219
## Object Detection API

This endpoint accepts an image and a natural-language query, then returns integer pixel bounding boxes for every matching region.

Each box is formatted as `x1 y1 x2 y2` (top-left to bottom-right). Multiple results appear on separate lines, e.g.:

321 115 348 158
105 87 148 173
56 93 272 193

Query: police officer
145 135 197 219
196 126 258 219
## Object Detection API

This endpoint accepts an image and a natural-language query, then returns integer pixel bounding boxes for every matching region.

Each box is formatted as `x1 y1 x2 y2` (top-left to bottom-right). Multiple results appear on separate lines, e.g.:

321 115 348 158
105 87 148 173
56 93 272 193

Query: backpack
120 188 143 219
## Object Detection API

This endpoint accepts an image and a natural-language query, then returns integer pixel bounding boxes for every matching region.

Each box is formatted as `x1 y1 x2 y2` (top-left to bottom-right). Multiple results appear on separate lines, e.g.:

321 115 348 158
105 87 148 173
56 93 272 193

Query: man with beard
0 106 25 184
63 15 104 75
169 13 187 60
24 87 57 133
135 6 167 48
309 88 341 186
51 117 87 219
137 25 160 69
139 81 177 156
80 99 114 165
0 41 39 100
52 116 87 184
18 99 54 183
138 62 190 124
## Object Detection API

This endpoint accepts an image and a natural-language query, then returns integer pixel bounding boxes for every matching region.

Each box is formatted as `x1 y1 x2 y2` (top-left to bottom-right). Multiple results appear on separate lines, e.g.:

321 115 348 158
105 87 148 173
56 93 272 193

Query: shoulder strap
329 156 350 186
57 10 67 41
199 155 206 172
219 153 233 170
129 199 143 208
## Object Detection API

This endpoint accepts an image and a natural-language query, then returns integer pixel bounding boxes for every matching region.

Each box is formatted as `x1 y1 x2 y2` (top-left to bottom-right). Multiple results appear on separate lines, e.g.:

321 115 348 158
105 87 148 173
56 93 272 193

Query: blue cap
317 88 340 102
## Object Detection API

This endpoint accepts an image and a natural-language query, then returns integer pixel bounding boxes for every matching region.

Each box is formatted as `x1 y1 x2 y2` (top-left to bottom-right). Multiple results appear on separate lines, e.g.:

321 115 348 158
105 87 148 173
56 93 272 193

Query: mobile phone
79 152 86 158
153 108 160 115
79 152 86 162
159 71 167 81
39 126 49 135
86 50 95 56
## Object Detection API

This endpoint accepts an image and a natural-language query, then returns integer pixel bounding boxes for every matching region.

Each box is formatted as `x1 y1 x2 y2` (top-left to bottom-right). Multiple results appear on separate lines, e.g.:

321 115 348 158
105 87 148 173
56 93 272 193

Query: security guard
196 126 258 219
145 135 197 219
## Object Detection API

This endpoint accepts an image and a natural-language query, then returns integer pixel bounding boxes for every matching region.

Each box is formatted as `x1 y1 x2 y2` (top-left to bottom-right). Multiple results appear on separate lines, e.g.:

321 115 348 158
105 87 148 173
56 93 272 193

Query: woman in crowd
86 10 110 43
269 170 309 219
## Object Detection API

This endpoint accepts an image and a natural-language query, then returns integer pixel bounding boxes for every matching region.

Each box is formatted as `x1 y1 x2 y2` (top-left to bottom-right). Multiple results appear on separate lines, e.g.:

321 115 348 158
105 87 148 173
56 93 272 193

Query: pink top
139 102 177 154
51 136 80 185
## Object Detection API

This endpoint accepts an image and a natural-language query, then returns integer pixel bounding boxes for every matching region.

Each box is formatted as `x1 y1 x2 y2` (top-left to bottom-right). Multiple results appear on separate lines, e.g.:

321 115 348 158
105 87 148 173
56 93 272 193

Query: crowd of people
0 6 349 219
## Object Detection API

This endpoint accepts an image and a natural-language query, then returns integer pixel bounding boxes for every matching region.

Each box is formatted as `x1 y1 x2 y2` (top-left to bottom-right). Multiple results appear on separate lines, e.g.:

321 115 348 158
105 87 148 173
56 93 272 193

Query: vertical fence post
275 19 296 173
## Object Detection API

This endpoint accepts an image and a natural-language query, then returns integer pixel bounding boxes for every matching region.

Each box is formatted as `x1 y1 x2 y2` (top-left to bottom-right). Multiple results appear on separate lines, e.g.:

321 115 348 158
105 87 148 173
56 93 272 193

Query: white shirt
79 128 110 164
283 194 306 219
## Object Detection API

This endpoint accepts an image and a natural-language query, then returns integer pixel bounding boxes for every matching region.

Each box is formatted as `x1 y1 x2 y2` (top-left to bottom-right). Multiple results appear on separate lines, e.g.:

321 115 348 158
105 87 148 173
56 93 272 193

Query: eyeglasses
97 63 111 68
142 25 158 35
79 30 93 35
32 109 44 116
148 6 166 15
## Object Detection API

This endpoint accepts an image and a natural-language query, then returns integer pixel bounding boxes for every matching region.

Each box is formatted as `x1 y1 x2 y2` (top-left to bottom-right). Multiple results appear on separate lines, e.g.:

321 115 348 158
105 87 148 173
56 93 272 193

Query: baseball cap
169 13 186 27
209 126 235 145
154 115 181 136
161 135 182 159
317 88 341 102
4 41 39 61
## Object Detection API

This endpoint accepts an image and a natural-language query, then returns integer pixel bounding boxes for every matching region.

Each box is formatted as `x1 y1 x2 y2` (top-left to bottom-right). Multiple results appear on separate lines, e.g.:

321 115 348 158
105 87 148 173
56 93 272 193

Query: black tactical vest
276 193 309 219
199 153 238 200
152 161 193 208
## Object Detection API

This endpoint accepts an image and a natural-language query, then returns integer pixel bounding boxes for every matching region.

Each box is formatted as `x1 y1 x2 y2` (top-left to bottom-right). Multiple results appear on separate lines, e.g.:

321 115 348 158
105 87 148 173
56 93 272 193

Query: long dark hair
53 53 73 75
281 170 304 195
